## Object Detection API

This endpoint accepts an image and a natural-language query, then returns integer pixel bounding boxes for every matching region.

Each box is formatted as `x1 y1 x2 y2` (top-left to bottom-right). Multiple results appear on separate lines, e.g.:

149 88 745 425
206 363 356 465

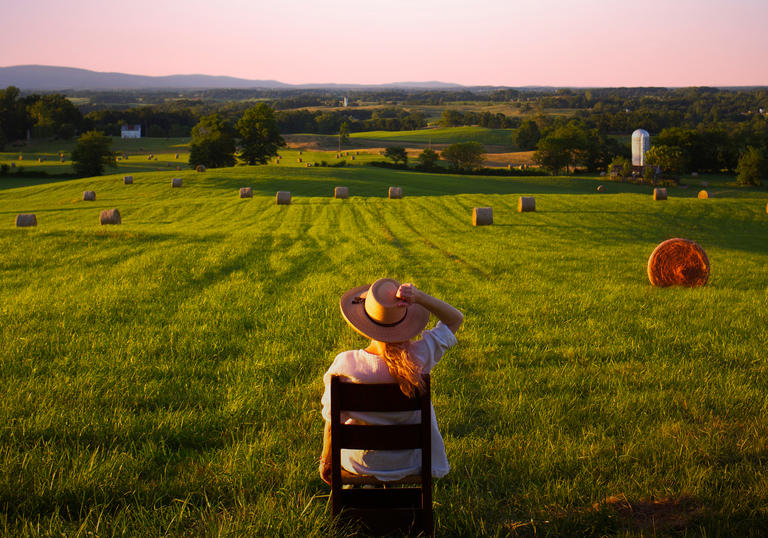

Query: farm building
121 124 141 139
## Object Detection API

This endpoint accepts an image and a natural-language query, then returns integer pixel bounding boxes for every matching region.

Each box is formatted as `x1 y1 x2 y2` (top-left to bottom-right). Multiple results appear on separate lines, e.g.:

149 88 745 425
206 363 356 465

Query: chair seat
341 469 422 486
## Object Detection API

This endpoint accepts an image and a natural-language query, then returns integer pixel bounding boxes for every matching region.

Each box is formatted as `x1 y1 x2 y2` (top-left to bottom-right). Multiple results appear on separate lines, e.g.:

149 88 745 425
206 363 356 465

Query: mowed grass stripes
1 165 767 535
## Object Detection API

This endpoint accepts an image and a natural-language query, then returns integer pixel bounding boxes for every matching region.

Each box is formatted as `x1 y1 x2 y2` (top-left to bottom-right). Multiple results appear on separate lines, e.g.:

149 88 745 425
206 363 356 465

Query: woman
319 278 464 485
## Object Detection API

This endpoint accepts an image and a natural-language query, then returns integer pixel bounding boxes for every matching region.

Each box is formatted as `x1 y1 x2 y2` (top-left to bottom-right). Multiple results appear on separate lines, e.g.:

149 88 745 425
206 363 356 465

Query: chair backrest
330 374 433 535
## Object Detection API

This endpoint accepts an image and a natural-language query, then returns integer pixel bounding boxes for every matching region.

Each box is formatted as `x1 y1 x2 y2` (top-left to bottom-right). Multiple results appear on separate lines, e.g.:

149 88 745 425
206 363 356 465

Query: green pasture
1 164 767 536
350 126 518 149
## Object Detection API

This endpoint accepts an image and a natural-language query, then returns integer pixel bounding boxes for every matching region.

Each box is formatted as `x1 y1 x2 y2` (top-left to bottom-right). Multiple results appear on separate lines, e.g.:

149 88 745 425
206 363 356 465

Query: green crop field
351 126 517 149
1 163 767 536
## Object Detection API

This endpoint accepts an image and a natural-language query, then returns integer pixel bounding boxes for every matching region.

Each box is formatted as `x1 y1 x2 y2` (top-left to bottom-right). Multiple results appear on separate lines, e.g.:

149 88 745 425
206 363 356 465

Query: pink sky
1 0 766 86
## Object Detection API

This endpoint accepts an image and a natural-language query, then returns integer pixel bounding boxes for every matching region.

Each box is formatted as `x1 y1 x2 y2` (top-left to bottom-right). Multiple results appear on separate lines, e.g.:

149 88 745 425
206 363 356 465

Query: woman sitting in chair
319 278 464 484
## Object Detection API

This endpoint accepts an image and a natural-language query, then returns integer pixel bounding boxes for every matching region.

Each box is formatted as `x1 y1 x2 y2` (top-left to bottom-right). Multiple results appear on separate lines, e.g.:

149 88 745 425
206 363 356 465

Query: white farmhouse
121 124 141 139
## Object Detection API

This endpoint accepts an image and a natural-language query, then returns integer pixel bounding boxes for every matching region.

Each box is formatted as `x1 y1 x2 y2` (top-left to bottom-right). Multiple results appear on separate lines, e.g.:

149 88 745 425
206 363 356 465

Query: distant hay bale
100 208 121 225
691 172 699 177
240 187 253 198
600 171 606 177
148 155 153 160
15 214 37 227
472 207 493 226
597 185 606 193
700 181 708 188
653 188 667 201
334 186 349 199
388 186 403 199
698 190 710 199
355 151 359 155
298 151 302 155
276 191 291 205
18 155 22 160
37 157 42 163
647 238 709 288
175 153 179 159
10 162 15 168
297 158 302 163
172 178 182 188
305 162 311 167
83 190 96 201
518 196 536 212
60 157 65 162
351 156 355 160
196 165 206 172
124 175 133 185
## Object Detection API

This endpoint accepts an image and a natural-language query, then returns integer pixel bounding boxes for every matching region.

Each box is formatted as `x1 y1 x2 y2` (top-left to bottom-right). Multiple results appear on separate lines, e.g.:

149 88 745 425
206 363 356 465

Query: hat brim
340 284 431 343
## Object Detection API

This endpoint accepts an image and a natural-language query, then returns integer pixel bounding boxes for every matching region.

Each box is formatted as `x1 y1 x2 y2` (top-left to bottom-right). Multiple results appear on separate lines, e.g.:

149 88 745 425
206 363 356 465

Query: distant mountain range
0 65 465 91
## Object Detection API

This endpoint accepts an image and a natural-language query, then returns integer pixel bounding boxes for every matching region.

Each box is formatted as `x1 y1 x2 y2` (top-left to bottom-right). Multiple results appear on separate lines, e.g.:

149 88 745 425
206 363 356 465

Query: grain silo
631 129 650 166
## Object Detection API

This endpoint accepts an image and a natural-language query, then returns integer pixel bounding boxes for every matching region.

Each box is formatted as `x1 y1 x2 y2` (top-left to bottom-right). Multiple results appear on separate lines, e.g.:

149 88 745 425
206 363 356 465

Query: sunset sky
1 0 766 86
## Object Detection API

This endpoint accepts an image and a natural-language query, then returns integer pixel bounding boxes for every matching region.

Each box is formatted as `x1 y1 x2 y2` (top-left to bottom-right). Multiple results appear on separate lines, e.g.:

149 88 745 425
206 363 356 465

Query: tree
71 131 116 177
0 86 32 142
736 146 766 186
189 114 236 169
609 155 632 179
644 145 685 175
515 119 541 150
338 121 350 151
441 142 485 170
236 104 285 165
384 146 408 165
440 109 464 127
533 124 590 175
417 148 439 169
27 94 83 139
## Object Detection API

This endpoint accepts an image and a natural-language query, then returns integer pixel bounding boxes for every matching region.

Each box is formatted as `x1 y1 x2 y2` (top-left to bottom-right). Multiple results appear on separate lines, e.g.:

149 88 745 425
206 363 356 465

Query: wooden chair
330 374 433 536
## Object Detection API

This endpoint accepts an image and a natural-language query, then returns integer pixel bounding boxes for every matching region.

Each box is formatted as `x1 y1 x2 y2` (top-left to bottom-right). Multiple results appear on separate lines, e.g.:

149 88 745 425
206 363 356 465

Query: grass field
350 126 517 149
1 163 768 536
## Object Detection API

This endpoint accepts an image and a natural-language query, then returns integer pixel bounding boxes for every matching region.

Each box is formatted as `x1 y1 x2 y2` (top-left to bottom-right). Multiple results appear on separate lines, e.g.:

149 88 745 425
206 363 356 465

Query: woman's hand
396 283 419 305
319 460 332 485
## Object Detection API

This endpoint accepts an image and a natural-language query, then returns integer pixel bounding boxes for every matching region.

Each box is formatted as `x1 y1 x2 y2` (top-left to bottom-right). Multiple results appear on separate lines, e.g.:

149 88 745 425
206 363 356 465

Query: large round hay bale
195 165 206 172
83 190 96 201
518 196 536 212
597 185 606 193
123 175 133 185
472 207 493 226
698 190 710 199
15 214 37 227
276 191 291 205
653 188 667 201
334 186 349 199
239 187 253 198
172 177 182 188
99 209 121 225
388 186 403 199
647 238 709 287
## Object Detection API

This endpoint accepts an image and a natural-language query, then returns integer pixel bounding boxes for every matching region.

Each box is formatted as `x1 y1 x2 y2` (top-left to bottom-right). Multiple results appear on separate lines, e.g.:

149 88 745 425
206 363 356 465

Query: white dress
321 322 458 481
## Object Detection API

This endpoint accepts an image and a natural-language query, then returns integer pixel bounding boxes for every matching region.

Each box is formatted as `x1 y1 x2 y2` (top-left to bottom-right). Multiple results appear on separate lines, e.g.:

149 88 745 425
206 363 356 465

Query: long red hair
380 341 425 398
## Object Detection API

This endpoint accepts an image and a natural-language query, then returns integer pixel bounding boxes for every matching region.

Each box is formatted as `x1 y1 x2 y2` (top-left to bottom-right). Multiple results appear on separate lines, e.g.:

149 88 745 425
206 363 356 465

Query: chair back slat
337 381 423 412
339 424 422 450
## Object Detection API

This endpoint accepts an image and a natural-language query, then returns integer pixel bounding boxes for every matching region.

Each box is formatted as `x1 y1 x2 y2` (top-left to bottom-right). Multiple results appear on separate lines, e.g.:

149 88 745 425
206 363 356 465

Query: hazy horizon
1 0 766 87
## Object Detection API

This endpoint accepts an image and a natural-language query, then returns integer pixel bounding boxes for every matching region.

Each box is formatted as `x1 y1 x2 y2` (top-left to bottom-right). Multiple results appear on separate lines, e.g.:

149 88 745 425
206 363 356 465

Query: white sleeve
321 354 346 422
410 321 458 373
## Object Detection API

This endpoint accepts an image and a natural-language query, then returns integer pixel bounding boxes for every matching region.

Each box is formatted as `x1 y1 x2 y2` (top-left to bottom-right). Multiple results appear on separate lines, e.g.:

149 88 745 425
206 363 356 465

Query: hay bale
600 171 606 177
298 151 302 155
60 157 65 162
276 191 291 205
10 162 15 168
700 180 708 188
698 190 710 199
15 214 37 227
388 186 403 199
472 207 493 226
172 178 182 188
518 196 536 212
175 153 179 159
653 188 667 201
351 156 355 160
18 155 22 160
597 185 606 193
334 186 349 199
647 238 709 287
240 187 253 198
691 172 699 177
100 209 121 225
37 157 42 163
123 175 133 185
83 190 96 201
196 165 206 172
297 158 302 163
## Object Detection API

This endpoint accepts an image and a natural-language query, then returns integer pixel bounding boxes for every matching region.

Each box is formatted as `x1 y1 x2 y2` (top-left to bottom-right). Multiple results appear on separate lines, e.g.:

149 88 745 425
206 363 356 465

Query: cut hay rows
698 190 710 199
472 207 493 226
123 176 133 185
518 196 535 212
647 238 709 288
239 187 253 198
99 209 121 226
276 191 291 205
15 214 37 227
334 186 349 199
388 187 403 199
653 188 667 201
82 191 96 201
172 178 183 188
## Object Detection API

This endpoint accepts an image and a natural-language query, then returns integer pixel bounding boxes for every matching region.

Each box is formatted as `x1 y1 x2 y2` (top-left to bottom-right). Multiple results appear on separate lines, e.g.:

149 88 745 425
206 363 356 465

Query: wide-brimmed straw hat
340 278 430 343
